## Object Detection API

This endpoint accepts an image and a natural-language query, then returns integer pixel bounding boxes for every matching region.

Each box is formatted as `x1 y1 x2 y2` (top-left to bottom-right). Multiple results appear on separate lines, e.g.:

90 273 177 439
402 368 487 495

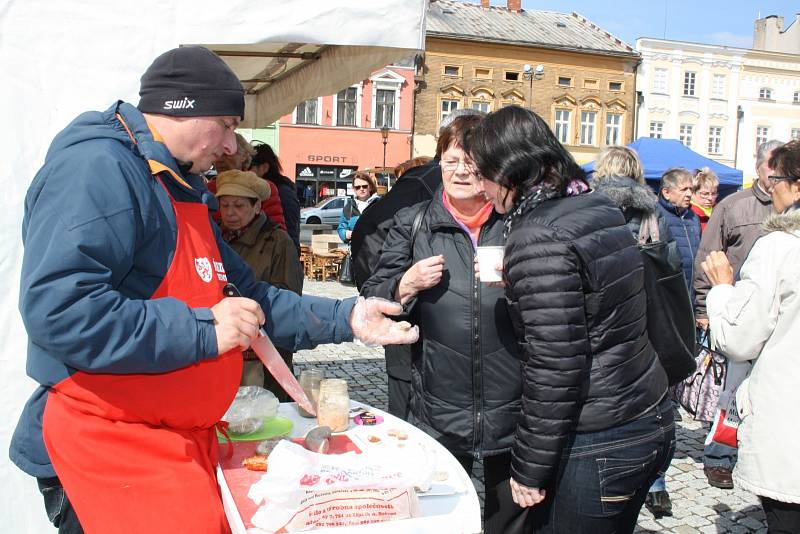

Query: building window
683 72 696 96
580 111 597 145
504 71 520 81
375 89 395 129
558 76 572 87
443 65 461 77
712 75 726 99
793 91 800 104
791 128 800 140
652 68 668 93
296 98 318 124
708 126 723 154
554 109 571 144
756 126 770 149
336 87 358 126
759 87 773 101
605 113 622 145
649 121 664 139
474 67 492 79
471 101 491 113
679 124 693 147
584 79 599 90
440 99 459 123
609 81 623 92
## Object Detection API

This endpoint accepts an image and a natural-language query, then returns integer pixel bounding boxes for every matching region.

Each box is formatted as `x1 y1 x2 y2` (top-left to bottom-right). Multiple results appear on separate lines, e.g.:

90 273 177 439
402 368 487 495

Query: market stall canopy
583 137 744 197
200 1 427 127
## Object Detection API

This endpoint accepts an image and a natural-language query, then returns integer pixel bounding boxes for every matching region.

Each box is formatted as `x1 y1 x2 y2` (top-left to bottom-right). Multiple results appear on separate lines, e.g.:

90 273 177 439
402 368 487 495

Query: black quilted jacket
504 191 668 488
361 189 522 457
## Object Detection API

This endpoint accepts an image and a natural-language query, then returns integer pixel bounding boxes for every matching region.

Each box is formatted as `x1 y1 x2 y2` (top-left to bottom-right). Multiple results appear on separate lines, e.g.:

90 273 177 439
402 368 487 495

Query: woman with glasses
691 168 720 233
361 113 527 534
338 172 380 243
701 139 800 533
465 106 672 534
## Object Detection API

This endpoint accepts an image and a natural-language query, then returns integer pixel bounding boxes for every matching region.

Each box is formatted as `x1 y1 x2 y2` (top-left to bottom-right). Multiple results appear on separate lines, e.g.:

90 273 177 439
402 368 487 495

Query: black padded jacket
361 189 522 457
504 191 668 488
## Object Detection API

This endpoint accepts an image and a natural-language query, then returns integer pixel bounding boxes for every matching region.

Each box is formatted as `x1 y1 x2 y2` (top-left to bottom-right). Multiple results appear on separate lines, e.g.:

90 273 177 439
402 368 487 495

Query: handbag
638 214 697 385
338 252 355 285
675 330 726 422
706 359 752 449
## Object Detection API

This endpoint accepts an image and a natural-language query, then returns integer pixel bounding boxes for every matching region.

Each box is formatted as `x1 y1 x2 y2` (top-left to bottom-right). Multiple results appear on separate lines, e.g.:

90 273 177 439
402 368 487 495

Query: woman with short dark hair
464 106 673 534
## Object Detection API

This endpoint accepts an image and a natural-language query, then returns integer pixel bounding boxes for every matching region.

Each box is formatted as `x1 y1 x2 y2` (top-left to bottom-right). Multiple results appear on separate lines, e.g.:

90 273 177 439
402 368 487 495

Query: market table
218 401 482 534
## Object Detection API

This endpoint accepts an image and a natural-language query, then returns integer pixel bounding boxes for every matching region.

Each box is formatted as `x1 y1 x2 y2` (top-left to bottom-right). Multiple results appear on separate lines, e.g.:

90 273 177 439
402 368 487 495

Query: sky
518 0 799 49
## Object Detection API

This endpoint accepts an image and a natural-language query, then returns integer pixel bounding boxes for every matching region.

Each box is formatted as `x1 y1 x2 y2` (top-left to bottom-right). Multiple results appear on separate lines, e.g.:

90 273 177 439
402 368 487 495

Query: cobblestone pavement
295 279 767 533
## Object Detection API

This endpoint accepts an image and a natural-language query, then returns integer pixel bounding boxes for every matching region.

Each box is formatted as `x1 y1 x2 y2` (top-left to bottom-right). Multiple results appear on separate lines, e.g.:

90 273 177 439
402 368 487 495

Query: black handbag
338 252 355 285
639 239 697 385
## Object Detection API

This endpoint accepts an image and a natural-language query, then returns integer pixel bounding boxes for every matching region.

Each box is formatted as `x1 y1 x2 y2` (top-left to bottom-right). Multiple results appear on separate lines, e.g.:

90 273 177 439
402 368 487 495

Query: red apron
43 176 242 533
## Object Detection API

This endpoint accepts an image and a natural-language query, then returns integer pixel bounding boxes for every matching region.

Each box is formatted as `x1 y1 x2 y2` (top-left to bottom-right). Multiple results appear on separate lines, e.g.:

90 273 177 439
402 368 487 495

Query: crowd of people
12 45 799 534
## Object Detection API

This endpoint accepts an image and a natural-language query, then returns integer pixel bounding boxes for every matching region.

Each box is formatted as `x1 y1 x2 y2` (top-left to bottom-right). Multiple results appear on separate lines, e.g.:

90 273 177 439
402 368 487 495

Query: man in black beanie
11 46 418 533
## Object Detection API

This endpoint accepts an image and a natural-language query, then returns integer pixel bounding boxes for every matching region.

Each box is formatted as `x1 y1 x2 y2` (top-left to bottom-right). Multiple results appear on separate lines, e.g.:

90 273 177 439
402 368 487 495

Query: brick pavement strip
296 279 769 533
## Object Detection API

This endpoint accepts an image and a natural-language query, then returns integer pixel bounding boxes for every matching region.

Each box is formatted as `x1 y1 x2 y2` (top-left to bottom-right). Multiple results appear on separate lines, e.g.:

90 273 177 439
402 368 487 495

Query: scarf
221 214 259 243
691 201 713 218
504 177 590 238
442 191 493 246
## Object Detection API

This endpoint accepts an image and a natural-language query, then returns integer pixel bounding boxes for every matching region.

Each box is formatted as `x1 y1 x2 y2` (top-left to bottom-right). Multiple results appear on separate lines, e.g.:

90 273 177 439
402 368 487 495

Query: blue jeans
37 477 84 534
703 437 737 470
529 397 676 534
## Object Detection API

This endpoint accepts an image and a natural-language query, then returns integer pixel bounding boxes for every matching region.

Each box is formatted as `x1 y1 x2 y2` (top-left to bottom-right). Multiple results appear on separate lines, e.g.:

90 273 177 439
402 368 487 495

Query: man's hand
696 317 709 331
210 297 265 354
397 255 445 304
350 297 420 346
701 251 735 287
509 478 546 508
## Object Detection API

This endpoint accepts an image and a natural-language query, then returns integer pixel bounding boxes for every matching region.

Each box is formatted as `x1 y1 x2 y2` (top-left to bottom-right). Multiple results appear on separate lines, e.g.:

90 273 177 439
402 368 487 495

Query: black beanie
138 46 245 119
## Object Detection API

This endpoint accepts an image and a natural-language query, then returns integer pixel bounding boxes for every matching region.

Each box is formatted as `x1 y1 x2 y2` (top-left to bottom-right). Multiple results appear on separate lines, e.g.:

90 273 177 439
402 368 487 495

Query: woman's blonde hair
594 146 645 184
693 167 719 191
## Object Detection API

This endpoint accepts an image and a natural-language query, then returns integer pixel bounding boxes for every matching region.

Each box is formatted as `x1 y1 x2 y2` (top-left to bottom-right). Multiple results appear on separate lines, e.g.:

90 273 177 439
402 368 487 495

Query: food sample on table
367 434 382 443
242 454 269 472
303 426 332 454
255 437 288 456
353 410 383 426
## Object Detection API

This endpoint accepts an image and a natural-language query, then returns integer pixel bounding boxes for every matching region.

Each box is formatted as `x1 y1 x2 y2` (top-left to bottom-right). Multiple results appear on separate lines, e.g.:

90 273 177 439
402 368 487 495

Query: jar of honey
297 368 325 418
316 379 350 432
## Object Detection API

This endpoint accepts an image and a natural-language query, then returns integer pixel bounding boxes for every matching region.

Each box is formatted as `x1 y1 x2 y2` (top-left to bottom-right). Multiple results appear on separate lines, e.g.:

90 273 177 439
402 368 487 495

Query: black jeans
37 477 84 534
529 396 676 534
456 452 530 534
761 497 800 534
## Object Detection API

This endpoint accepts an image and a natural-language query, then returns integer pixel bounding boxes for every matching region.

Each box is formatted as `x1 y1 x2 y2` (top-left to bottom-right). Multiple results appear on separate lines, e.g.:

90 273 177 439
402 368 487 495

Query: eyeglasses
440 159 478 173
695 190 718 198
768 175 799 185
353 185 369 190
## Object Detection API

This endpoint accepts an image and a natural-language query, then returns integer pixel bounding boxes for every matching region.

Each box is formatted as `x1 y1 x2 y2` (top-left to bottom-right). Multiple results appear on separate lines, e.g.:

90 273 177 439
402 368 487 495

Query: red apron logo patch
194 257 213 283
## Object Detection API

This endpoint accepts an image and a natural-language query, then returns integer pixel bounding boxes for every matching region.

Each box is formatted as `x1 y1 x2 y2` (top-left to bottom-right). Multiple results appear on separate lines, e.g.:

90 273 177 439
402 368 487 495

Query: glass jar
316 378 350 432
297 368 325 418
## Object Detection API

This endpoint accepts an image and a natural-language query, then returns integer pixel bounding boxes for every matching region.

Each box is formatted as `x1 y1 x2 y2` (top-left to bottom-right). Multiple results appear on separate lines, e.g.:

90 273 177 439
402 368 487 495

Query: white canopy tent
0 1 426 530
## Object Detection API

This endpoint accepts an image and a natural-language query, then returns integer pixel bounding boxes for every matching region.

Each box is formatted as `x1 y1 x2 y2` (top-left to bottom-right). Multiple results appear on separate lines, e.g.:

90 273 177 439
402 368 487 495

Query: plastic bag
222 386 279 436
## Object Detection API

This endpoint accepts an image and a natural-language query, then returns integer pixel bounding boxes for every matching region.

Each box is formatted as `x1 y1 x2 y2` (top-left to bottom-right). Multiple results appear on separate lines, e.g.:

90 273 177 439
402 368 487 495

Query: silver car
300 196 348 225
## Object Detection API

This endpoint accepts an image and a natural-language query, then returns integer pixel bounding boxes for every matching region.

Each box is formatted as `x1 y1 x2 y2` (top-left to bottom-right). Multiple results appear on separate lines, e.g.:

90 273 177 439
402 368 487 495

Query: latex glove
210 297 265 354
509 478 546 508
701 250 734 286
350 296 419 346
397 255 445 304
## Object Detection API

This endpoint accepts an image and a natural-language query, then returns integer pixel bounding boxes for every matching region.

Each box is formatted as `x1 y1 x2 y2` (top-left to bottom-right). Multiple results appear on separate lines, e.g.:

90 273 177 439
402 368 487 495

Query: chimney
481 0 490 8
507 0 521 12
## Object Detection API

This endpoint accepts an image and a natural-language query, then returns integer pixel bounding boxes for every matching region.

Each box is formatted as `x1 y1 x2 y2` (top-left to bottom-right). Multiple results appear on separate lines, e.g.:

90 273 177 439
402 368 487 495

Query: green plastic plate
217 416 294 442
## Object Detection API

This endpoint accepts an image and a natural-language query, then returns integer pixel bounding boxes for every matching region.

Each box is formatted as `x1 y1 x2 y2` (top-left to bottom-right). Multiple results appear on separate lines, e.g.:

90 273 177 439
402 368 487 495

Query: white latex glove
350 296 419 346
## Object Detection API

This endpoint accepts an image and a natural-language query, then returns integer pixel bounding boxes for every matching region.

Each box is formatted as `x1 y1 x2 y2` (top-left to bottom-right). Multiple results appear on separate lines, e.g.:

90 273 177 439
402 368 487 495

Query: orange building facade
277 65 416 206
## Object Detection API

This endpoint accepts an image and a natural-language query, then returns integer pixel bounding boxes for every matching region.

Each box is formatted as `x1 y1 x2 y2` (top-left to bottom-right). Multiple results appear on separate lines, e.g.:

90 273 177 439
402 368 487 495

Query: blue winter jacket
10 102 355 478
337 195 380 243
656 196 701 291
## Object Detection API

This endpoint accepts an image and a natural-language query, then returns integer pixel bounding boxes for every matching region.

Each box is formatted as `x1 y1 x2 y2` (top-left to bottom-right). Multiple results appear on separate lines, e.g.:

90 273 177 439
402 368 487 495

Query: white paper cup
476 246 504 282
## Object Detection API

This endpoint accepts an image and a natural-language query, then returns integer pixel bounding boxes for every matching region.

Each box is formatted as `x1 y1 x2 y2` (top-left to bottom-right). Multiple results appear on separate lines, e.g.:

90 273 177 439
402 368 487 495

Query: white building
636 37 800 185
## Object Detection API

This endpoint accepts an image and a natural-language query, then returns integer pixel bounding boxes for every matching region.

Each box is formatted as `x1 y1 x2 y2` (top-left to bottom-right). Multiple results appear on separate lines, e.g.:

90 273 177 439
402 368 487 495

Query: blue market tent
583 137 743 197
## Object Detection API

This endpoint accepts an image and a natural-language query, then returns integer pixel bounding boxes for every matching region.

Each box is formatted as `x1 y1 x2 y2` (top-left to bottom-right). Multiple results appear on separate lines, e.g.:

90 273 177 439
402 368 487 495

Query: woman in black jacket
464 106 673 534
361 114 526 534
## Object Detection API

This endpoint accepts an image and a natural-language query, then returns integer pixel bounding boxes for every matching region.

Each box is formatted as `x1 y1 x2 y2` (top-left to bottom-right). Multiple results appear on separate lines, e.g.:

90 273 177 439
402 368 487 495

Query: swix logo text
163 97 196 110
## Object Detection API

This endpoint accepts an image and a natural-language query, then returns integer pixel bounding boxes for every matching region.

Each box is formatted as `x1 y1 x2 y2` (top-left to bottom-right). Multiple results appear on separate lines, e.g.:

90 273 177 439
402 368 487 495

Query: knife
222 283 316 416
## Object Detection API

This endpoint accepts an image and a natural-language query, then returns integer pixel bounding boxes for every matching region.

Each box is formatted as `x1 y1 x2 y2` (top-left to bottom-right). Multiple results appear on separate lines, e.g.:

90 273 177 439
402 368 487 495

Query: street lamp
380 126 390 168
522 63 544 111
734 105 744 170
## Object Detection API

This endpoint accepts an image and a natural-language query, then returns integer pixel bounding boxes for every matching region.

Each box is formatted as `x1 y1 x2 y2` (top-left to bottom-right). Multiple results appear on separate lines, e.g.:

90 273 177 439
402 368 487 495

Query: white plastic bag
222 386 279 436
